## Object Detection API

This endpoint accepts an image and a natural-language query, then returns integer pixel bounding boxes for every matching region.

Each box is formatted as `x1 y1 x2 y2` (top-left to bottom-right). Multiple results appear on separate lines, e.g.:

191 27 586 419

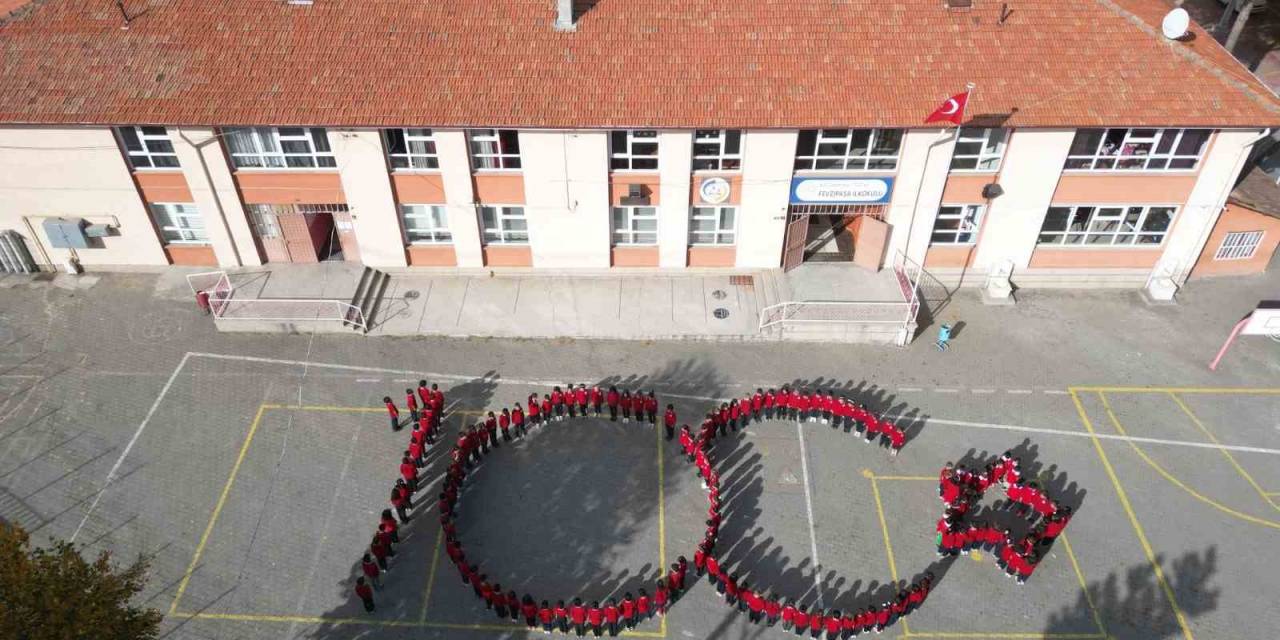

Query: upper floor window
1065 128 1210 171
950 128 1006 171
611 206 658 245
931 205 984 245
479 205 528 244
149 203 207 244
469 129 522 170
1037 205 1176 246
117 126 179 169
794 129 902 172
384 129 439 170
401 204 451 244
224 127 335 169
610 130 659 171
692 130 742 171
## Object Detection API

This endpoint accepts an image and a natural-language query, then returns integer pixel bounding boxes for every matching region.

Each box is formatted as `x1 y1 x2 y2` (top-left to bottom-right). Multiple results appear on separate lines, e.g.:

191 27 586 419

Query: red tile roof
1 0 1278 129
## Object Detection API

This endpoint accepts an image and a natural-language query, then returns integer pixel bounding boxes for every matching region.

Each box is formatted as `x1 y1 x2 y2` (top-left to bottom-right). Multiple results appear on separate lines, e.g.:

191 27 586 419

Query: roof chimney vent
554 0 575 31
945 0 973 8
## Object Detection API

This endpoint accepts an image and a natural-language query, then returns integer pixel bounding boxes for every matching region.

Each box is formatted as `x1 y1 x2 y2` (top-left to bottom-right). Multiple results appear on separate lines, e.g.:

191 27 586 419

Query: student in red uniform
576 384 590 418
587 600 604 637
476 421 491 454
354 577 375 612
705 555 720 586
620 592 637 630
528 393 542 426
746 586 765 623
540 394 553 428
383 396 400 431
512 402 525 436
792 605 810 637
391 482 411 523
607 386 621 421
764 593 782 627
723 572 740 605
539 600 555 634
782 599 798 631
636 588 652 620
728 399 742 432
360 553 382 590
552 386 566 421
663 404 677 441
620 390 633 422
604 598 621 636
762 388 776 419
484 412 499 448
654 580 670 615
570 598 588 636
555 599 570 634
824 610 842 639
522 595 538 628
408 433 425 470
379 509 399 543
591 385 604 417
806 609 823 638
645 391 658 425
499 408 512 441
399 455 418 493
632 392 647 426
564 383 577 418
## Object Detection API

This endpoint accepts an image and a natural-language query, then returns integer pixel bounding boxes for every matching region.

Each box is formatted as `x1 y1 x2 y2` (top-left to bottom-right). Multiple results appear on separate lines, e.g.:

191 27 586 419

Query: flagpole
904 83 975 266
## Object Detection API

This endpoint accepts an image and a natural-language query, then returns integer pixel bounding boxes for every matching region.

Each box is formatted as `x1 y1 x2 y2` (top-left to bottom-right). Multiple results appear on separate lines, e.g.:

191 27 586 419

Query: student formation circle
351 381 1073 638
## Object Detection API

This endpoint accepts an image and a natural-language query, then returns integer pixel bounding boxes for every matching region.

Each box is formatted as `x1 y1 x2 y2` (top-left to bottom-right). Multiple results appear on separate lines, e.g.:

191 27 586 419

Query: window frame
400 204 452 244
688 205 737 246
468 129 522 171
117 126 180 170
224 127 336 170
930 204 985 245
1036 204 1178 247
149 203 208 244
610 206 659 246
384 128 440 171
794 129 903 172
478 205 528 245
1214 230 1264 260
692 129 743 172
949 128 1007 172
1064 128 1210 172
610 130 660 172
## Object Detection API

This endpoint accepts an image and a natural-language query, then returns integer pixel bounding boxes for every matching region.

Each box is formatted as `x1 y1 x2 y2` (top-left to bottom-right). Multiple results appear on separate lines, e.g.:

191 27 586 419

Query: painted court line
71 352 191 543
795 421 825 609
1167 392 1280 514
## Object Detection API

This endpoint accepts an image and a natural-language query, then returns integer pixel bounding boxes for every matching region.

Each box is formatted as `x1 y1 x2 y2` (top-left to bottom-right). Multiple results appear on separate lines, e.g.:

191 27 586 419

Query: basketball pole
1208 315 1251 371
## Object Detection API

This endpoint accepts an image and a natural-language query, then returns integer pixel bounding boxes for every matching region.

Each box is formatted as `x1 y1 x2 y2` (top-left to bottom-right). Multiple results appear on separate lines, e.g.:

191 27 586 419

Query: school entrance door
246 204 359 263
781 204 889 272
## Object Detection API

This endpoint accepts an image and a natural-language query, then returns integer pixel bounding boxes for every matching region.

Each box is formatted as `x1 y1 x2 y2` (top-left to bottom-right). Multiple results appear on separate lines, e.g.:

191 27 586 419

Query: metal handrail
215 298 368 333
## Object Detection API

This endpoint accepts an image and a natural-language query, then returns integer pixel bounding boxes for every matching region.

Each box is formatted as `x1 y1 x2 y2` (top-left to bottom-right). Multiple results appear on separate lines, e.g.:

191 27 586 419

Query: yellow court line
1059 532 1106 638
170 611 667 636
419 524 445 624
168 403 268 616
872 474 937 482
1071 386 1280 395
868 472 909 636
1098 392 1280 530
1167 392 1280 514
1068 389 1195 640
656 421 668 638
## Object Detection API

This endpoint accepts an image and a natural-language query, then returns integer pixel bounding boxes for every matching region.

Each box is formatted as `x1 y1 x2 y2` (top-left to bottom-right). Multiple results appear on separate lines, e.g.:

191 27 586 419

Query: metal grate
729 275 753 286
1214 231 1263 261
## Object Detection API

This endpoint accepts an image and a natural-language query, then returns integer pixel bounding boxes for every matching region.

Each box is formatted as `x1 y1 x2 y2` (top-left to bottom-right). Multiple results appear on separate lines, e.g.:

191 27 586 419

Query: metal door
853 216 890 271
280 212 319 263
782 212 809 272
332 208 362 263
248 206 292 263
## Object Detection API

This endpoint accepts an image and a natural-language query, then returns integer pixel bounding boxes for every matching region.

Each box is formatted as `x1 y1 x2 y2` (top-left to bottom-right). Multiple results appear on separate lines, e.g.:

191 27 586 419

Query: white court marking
794 420 825 609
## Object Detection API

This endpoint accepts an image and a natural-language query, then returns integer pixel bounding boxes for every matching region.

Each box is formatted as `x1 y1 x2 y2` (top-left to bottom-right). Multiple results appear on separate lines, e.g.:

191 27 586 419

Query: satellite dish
1161 8 1190 40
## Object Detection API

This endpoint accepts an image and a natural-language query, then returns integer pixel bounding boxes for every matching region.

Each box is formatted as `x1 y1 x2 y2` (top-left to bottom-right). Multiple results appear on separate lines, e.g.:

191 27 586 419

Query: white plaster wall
1161 129 1265 284
972 130 1076 270
519 130 611 268
658 131 693 267
736 130 797 268
434 130 483 267
884 129 956 266
172 127 260 267
0 126 168 268
329 129 407 268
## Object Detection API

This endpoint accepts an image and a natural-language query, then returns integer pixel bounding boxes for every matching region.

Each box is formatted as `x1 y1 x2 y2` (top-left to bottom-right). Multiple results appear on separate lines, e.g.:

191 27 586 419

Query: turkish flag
924 90 970 125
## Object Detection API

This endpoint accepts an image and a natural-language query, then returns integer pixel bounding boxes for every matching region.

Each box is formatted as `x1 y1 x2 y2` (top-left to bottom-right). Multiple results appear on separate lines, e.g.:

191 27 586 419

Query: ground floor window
401 205 451 244
689 206 736 245
149 203 207 244
1037 205 1175 246
479 205 528 244
930 205 983 245
1214 230 1264 260
611 206 658 245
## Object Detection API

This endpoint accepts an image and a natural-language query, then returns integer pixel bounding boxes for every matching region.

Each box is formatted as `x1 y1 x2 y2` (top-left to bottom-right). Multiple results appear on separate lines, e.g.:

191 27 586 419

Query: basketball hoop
1210 301 1280 370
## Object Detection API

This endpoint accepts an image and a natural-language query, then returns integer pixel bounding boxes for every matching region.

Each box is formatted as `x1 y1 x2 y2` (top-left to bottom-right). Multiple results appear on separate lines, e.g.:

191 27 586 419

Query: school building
2 0 1280 293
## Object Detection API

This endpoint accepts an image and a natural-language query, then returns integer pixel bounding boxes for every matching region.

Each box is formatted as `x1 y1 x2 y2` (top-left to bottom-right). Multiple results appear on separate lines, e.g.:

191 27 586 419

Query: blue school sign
789 177 895 205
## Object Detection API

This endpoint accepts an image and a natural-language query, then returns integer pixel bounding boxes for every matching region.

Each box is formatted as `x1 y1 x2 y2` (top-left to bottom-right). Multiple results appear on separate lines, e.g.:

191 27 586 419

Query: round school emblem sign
698 177 731 204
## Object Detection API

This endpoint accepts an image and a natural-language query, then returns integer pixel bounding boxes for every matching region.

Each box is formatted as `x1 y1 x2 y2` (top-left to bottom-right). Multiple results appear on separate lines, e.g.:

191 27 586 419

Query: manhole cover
713 308 730 319
711 289 727 300
404 290 420 300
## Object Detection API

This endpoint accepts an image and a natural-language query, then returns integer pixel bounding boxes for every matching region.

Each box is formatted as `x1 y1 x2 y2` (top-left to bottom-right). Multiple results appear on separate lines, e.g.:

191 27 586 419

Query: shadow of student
1043 547 1220 640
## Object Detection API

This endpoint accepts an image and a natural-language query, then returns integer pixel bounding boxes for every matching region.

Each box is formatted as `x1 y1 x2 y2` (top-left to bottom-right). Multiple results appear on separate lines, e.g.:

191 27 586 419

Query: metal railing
214 298 368 332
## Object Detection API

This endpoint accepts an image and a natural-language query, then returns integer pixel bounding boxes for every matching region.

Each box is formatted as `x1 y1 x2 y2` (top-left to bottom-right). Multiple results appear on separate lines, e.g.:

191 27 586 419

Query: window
611 206 658 245
1037 205 1176 246
692 130 742 171
401 205 451 244
117 126 179 169
468 129 522 170
149 203 207 244
1065 128 1210 171
479 206 528 244
689 206 736 245
224 127 336 169
931 205 984 244
384 129 439 170
610 130 659 171
1215 230 1264 260
794 129 902 171
950 128 1007 171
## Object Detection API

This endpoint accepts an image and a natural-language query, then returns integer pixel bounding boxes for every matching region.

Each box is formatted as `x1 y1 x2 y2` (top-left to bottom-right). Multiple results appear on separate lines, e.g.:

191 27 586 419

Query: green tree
0 522 161 640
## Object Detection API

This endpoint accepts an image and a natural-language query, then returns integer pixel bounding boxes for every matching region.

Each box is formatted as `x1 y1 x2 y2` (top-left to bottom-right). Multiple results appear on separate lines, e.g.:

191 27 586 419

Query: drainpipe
179 130 243 267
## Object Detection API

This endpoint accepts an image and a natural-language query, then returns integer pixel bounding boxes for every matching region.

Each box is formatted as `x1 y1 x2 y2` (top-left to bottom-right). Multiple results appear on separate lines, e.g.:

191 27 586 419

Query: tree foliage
0 522 162 640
